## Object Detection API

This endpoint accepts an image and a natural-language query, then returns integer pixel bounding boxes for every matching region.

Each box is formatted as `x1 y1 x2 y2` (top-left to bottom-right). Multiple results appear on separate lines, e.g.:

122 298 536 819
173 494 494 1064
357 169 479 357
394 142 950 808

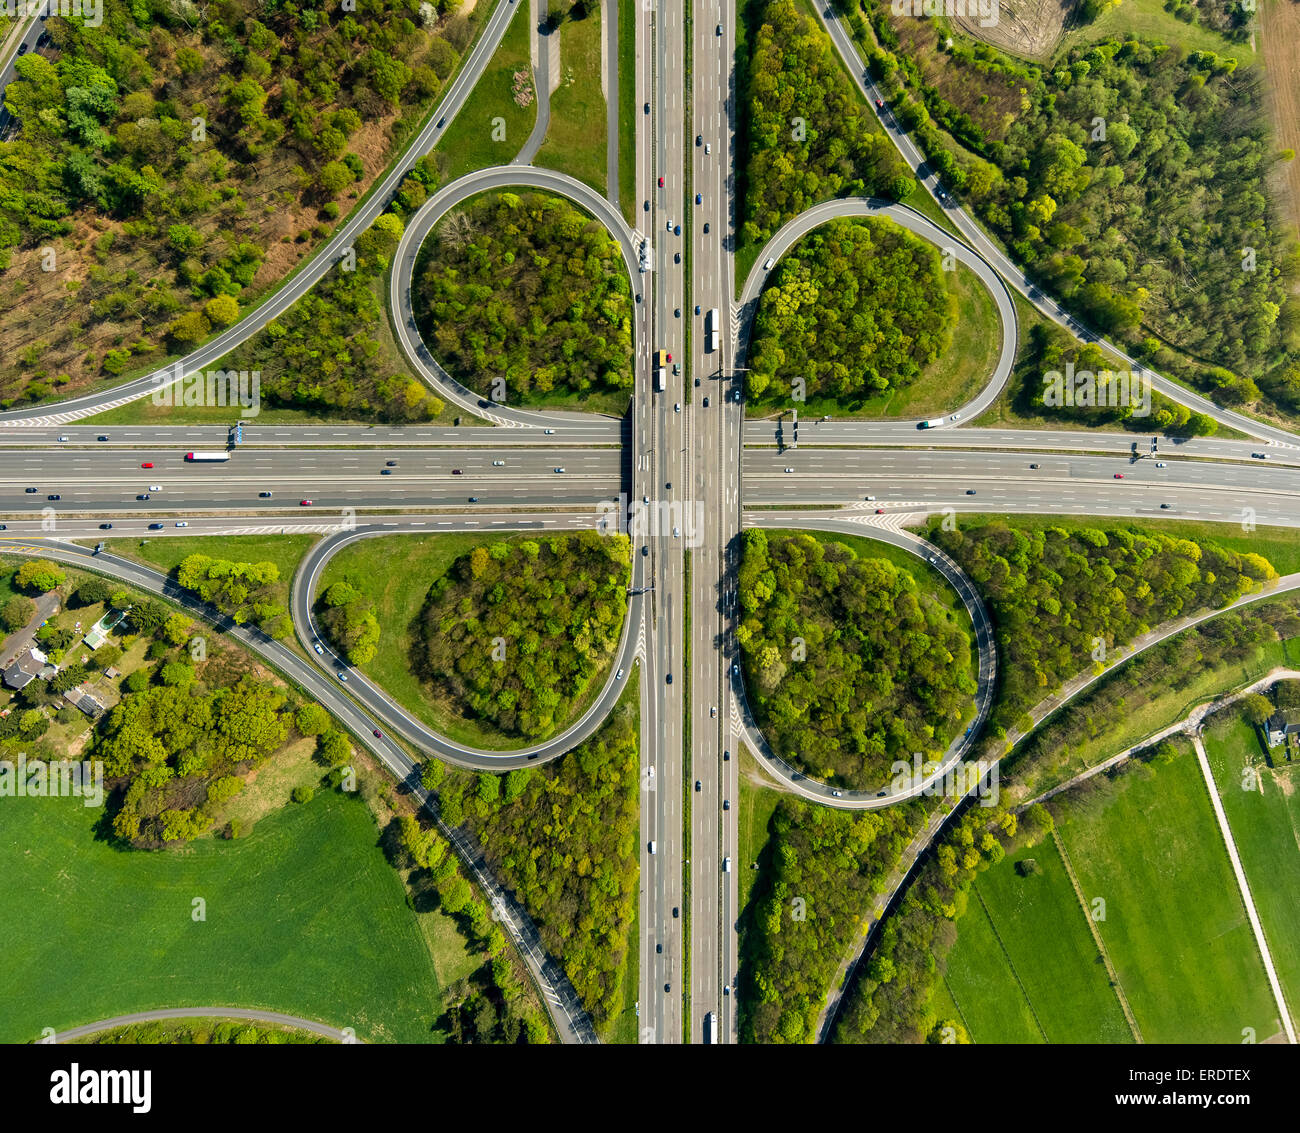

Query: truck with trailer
654 348 668 392
185 451 231 461
917 418 944 429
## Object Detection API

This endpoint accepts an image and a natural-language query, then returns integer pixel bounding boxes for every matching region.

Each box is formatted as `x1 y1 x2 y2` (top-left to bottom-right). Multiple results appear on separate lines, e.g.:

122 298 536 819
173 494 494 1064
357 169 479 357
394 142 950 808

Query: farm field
945 837 1132 1044
0 791 447 1044
1055 742 1280 1043
1202 709 1300 1029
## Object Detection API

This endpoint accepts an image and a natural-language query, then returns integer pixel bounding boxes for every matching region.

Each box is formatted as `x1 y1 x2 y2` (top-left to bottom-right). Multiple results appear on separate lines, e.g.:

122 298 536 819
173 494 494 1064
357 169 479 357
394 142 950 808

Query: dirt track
951 0 1075 60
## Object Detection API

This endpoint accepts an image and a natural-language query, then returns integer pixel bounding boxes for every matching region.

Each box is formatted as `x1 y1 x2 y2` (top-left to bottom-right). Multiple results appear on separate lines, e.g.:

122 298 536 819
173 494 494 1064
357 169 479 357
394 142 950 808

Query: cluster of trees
242 192 448 422
415 192 634 405
13 559 66 593
738 796 924 1043
0 0 476 402
850 3 1300 418
318 580 380 665
391 810 550 1043
83 1020 328 1045
832 594 1300 1044
737 531 975 788
0 595 36 632
748 218 953 406
175 554 292 639
414 533 631 741
451 692 639 1031
927 521 1277 735
1011 322 1220 435
99 675 295 847
739 0 912 250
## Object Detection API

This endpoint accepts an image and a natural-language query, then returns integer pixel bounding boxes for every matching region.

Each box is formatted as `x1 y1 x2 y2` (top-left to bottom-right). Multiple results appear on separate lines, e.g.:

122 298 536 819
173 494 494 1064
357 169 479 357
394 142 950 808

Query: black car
641 545 649 556
656 943 663 954
386 460 398 467
666 673 672 684
99 523 113 530
703 222 710 234
380 468 393 475
703 397 709 407
136 494 150 500
0 524 7 530
436 117 446 128
17 43 27 55
672 906 679 918
665 983 671 993
674 251 680 263
47 494 60 501
644 102 650 114
97 435 108 441
259 491 273 497
468 497 478 502
24 487 36 493
966 489 977 495
148 523 164 530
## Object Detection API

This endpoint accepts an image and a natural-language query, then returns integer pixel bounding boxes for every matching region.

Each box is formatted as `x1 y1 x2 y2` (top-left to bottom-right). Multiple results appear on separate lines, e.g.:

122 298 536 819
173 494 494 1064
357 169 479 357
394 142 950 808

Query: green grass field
537 8 608 193
1061 0 1256 66
99 534 318 584
737 746 783 910
618 0 636 225
436 0 536 179
1057 742 1279 1043
0 790 447 1043
1203 710 1300 1034
942 886 1045 1043
946 838 1132 1043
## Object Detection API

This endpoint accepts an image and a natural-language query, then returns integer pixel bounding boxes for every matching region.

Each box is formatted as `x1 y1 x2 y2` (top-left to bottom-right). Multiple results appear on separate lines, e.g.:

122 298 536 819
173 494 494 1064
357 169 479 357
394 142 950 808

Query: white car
555 467 565 473
865 495 876 501
674 402 681 413
175 521 189 527
544 429 555 434
831 789 843 798
148 484 161 491
57 435 68 442
710 706 717 718
337 671 348 682
705 142 711 154
1155 461 1167 468
492 460 505 467
784 467 794 473
950 412 961 421
616 667 624 680
673 527 680 537
313 642 324 655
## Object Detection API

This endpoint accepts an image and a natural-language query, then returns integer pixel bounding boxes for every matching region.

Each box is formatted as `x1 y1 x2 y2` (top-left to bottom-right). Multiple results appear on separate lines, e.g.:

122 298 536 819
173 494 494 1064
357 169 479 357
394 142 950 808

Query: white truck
917 418 944 430
185 451 231 461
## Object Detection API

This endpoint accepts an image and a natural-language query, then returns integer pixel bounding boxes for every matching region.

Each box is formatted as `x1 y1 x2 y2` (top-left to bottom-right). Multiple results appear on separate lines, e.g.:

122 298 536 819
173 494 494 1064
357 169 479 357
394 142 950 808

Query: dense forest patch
747 217 954 408
414 532 631 742
1 0 478 406
414 191 634 408
737 530 976 789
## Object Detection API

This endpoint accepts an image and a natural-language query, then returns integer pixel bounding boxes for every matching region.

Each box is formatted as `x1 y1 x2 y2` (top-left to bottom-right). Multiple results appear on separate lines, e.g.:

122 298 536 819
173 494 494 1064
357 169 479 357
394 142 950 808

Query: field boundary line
1190 733 1298 1044
1051 829 1143 1044
972 883 1049 1043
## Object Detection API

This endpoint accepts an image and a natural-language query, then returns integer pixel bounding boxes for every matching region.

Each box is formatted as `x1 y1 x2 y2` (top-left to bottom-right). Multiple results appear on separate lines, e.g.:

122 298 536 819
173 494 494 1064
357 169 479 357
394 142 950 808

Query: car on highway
674 307 681 317
313 642 324 655
492 460 505 466
695 780 701 792
57 435 68 442
966 489 977 495
47 494 60 500
831 790 843 798
136 494 150 501
175 521 188 527
555 467 565 473
696 134 702 145
386 460 398 466
644 101 650 114
695 193 702 205
658 176 664 187
99 523 113 529
380 468 393 475
705 143 711 154
451 468 462 474
674 224 681 236
703 397 709 407
732 663 739 675
665 352 672 362
672 907 679 918
666 219 673 231
656 943 662 954
372 729 383 738
1113 472 1124 479
875 98 883 108
674 251 680 263
300 499 313 505
1155 461 1167 468
337 671 348 682
642 545 649 556
259 491 273 497
666 673 672 684
674 403 681 413
734 389 741 401
141 462 154 468
616 667 624 680
544 429 555 434
148 523 164 530
1161 503 1172 509
436 117 445 128
950 412 961 421
763 257 774 270
24 487 36 493
664 984 671 993
148 485 161 491
724 749 730 760
644 199 649 211
674 364 681 375
703 222 709 234
1029 463 1040 469
1252 452 1269 459
18 42 27 54
716 22 722 33
97 435 108 441
672 526 680 537
710 706 717 718
784 467 794 473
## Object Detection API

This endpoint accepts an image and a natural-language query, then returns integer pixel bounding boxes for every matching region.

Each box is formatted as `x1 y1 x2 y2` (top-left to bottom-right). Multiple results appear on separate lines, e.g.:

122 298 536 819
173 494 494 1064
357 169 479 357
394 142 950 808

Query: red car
875 508 885 514
1113 473 1124 479
372 729 383 738
300 499 313 506
141 462 153 468
666 352 673 362
875 98 883 109
658 176 664 187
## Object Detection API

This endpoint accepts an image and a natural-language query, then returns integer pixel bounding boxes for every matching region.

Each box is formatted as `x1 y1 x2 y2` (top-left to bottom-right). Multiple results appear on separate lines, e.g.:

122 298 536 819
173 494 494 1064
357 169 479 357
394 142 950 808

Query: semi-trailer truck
654 349 668 392
707 308 720 353
185 451 231 461
704 1012 717 1044
917 418 944 429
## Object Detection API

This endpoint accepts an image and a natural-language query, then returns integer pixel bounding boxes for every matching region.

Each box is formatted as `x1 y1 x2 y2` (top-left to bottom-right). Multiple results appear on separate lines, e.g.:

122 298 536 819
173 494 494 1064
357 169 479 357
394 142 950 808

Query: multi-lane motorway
6 0 1300 1048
